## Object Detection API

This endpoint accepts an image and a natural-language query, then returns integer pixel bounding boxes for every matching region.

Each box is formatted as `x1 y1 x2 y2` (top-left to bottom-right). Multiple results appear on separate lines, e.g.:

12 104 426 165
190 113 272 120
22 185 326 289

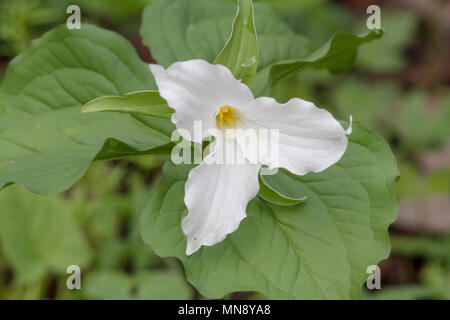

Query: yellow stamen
219 111 224 126
217 105 238 127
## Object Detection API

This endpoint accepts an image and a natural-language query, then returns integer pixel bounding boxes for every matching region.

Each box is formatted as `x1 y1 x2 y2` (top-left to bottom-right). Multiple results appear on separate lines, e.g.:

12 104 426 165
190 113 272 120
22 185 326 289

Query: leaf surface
141 122 399 299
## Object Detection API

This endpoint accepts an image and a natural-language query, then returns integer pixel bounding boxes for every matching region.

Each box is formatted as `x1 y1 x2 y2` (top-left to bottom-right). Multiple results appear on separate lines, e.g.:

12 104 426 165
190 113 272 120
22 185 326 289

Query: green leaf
0 24 174 195
141 122 399 299
0 184 91 283
141 0 381 96
81 91 174 119
141 0 235 66
270 30 383 85
258 174 307 206
214 0 258 84
141 0 313 96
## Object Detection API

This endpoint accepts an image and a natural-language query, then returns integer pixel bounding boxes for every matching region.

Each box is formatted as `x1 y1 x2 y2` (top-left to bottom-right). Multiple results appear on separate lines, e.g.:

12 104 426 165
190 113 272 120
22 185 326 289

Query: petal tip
148 63 165 75
185 239 200 256
345 115 353 135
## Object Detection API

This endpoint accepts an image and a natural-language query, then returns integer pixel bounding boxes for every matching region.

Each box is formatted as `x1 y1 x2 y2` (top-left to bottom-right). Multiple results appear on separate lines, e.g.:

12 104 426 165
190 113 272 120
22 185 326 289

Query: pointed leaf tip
81 91 173 119
258 174 307 206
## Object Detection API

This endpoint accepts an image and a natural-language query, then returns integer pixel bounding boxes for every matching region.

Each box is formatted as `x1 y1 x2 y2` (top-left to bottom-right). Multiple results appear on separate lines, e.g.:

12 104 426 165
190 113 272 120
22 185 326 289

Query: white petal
182 140 261 255
149 59 254 142
241 97 349 176
346 115 353 135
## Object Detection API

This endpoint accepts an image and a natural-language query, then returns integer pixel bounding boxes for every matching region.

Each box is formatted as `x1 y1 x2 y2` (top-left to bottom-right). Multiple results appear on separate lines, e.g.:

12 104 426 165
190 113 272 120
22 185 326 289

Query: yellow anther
217 105 238 127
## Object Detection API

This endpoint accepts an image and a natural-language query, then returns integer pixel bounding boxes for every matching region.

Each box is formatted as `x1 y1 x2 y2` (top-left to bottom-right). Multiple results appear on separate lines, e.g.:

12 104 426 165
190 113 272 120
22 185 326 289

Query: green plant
0 0 398 299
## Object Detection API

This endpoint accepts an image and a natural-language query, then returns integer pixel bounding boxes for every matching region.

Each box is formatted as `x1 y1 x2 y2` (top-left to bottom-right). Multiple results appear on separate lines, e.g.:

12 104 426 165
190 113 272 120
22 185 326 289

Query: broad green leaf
214 0 258 84
141 0 235 66
141 122 399 299
141 0 313 96
84 270 191 300
270 30 383 85
0 24 174 195
81 91 174 119
0 184 91 283
258 174 307 206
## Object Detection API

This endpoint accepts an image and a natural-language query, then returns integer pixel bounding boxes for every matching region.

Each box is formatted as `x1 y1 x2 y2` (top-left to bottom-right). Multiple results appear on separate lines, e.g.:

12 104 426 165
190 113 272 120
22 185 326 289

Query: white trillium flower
150 59 352 255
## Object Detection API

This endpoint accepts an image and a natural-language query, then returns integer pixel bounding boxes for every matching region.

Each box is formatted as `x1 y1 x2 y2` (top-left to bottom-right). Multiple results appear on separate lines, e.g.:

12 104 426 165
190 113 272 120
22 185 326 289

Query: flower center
217 105 238 127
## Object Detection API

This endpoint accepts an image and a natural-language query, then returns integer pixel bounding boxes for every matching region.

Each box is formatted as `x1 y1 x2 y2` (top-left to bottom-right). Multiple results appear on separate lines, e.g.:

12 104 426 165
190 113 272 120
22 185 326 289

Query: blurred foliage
0 0 59 56
0 0 153 56
362 261 450 300
0 0 449 299
396 163 450 198
0 159 192 299
391 235 450 265
0 184 91 284
356 11 418 72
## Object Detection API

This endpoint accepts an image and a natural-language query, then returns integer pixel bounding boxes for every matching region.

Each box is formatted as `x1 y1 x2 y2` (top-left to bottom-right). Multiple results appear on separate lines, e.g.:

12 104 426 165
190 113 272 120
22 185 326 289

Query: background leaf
84 270 191 300
141 122 399 299
270 30 383 85
356 12 417 72
214 0 258 84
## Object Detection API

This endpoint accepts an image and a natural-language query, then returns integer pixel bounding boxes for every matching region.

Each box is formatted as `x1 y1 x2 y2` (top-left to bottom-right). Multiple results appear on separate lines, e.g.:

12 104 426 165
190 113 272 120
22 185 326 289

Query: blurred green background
0 0 449 299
